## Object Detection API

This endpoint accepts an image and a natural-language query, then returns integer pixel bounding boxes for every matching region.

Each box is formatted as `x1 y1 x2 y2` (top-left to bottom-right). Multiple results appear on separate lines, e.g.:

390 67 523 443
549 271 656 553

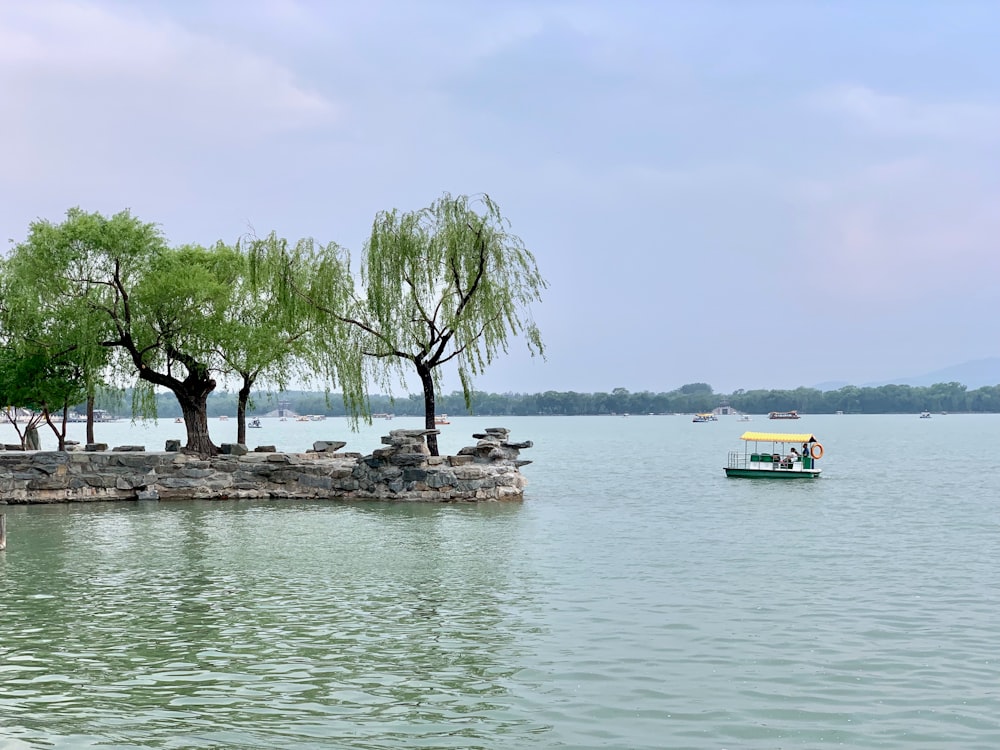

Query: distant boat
218 415 229 421
174 417 183 423
692 413 717 423
435 414 451 425
737 414 751 422
836 410 844 415
249 418 262 428
768 410 800 420
920 411 932 419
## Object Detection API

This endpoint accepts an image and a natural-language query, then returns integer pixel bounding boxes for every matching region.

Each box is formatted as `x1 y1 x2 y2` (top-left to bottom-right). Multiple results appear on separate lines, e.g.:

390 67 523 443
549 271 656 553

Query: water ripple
4 416 1000 747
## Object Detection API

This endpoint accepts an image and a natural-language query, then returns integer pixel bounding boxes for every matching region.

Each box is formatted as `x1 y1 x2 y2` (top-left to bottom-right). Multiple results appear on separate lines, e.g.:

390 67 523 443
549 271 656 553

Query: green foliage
4 208 239 453
359 193 547 399
245 232 367 426
679 383 713 395
247 193 547 454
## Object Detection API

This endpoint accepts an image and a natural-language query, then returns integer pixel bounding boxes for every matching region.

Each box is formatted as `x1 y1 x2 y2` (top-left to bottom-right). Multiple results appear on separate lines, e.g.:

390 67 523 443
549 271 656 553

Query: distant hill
864 358 1000 389
813 358 1000 391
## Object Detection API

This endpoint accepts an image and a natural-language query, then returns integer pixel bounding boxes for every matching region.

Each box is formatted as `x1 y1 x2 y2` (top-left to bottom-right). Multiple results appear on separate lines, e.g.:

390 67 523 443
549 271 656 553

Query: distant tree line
91 380 1000 419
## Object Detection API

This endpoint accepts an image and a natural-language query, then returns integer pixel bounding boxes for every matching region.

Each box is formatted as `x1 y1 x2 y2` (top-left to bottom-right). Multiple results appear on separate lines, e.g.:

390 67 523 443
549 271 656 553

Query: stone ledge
0 428 532 504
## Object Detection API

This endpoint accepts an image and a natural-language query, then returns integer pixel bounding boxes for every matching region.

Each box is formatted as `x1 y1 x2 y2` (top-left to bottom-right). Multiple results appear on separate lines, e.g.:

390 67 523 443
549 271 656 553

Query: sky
2 0 999 396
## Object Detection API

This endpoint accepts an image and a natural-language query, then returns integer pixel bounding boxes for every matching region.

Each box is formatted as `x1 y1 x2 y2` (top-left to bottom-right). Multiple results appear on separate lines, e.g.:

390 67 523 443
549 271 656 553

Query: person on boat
782 447 800 467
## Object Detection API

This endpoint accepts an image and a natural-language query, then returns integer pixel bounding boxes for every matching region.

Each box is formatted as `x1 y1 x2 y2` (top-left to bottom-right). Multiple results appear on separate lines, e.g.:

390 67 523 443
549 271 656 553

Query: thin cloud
810 84 1000 141
0 1 338 144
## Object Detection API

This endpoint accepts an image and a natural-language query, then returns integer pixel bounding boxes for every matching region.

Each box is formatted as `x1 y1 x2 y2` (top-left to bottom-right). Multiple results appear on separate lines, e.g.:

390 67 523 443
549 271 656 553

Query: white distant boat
737 414 751 422
920 411 932 419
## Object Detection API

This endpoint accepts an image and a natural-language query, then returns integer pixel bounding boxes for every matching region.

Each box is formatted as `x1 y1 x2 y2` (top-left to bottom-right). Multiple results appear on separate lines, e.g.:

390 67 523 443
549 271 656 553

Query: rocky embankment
0 428 532 504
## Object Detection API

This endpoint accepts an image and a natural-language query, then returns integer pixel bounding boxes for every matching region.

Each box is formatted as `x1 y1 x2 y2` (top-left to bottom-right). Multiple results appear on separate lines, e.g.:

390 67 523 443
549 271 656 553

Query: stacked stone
0 451 164 503
458 428 534 467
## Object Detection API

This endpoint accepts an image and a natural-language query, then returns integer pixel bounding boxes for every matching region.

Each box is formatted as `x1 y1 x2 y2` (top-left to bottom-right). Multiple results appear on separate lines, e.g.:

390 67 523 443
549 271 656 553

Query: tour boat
435 414 451 425
768 410 800 420
737 414 751 422
724 431 823 479
920 411 932 419
249 418 262 429
692 413 717 423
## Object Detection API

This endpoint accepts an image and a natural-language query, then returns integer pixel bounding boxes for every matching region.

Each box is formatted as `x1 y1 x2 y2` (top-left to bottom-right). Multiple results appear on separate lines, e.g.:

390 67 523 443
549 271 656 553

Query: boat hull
725 467 821 479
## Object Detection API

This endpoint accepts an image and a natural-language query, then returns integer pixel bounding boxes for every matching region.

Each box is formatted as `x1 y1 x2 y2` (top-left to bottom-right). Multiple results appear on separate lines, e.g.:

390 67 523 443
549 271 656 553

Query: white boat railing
727 452 807 471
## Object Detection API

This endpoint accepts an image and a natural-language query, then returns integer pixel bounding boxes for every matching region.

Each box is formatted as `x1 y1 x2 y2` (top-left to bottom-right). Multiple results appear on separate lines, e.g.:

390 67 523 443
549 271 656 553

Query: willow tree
1 230 113 446
261 193 547 456
215 236 329 445
8 209 232 455
247 233 368 429
0 346 88 450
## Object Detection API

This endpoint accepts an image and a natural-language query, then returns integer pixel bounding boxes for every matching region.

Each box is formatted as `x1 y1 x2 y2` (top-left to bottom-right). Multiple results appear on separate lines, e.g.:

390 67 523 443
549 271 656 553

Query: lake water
2 414 1000 749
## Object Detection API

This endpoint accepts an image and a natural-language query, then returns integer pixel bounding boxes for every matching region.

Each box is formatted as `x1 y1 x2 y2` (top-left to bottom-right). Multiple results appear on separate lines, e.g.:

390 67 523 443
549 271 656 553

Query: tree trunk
59 403 68 450
40 405 69 451
86 393 95 444
40 407 68 451
418 362 439 456
176 390 217 455
236 376 252 446
137 367 218 456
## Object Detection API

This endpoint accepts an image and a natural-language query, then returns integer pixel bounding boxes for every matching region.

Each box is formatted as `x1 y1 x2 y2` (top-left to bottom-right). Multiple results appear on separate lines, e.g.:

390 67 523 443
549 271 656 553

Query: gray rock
220 443 248 456
389 453 427 466
112 445 145 452
312 440 347 453
402 467 428 483
165 439 181 452
297 474 333 490
85 443 108 452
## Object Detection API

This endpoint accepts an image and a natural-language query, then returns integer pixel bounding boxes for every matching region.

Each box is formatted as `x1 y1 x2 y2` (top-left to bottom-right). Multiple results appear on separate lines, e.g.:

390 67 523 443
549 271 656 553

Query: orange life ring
810 442 824 460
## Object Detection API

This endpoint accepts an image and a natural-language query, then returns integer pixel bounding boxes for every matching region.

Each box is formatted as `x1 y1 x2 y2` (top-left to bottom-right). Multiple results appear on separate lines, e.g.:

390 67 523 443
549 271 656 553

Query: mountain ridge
813 357 1000 391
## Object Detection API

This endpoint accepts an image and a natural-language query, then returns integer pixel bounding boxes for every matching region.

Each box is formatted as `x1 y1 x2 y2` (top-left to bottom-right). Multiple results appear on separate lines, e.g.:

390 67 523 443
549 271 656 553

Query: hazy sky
3 1 998 395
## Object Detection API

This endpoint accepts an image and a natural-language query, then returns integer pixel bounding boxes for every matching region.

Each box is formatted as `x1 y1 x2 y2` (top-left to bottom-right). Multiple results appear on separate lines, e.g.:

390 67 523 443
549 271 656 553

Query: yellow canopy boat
724 431 824 479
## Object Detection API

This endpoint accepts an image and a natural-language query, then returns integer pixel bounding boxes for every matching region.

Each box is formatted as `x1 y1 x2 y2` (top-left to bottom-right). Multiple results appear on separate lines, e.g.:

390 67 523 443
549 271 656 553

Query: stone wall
0 428 532 504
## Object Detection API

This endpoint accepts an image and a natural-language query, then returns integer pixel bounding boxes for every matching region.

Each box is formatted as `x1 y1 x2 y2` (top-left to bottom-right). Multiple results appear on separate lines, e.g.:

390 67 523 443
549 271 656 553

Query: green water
2 415 1000 748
